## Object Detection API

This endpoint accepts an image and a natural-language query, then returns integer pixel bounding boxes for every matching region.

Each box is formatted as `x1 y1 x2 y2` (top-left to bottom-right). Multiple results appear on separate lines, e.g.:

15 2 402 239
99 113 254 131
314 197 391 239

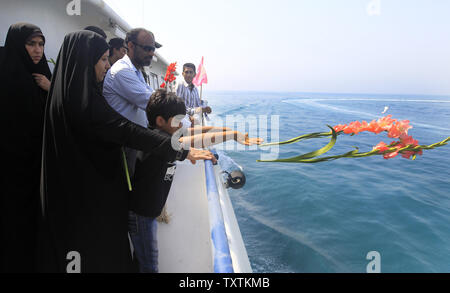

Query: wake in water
281 98 450 132
232 196 347 272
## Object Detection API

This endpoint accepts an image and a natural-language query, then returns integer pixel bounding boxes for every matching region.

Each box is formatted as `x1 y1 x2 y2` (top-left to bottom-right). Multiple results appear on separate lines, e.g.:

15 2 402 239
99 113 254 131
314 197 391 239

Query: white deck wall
158 161 214 273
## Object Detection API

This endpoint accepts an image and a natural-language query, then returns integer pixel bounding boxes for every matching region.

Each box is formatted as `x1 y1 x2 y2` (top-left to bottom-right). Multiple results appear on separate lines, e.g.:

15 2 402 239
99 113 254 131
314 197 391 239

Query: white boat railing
204 158 234 273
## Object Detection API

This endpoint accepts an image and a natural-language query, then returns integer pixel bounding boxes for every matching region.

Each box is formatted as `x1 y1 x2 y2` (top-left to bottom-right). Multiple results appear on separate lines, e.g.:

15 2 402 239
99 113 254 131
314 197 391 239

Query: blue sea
205 91 450 273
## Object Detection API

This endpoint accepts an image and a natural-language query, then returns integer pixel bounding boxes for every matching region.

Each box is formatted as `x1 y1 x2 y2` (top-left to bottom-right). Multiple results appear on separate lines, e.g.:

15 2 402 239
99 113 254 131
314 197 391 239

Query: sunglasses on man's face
132 41 155 53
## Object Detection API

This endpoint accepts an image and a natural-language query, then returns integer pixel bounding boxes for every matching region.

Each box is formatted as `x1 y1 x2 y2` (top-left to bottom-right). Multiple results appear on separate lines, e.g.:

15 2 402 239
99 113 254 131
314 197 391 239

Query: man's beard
137 56 152 67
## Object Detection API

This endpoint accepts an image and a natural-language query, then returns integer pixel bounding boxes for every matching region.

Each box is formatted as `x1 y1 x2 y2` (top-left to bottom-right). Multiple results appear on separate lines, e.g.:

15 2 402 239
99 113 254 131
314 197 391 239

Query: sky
104 0 450 95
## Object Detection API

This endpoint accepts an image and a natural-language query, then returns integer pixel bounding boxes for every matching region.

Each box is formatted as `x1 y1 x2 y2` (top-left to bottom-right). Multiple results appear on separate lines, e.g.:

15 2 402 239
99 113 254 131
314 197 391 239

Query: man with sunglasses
103 28 161 176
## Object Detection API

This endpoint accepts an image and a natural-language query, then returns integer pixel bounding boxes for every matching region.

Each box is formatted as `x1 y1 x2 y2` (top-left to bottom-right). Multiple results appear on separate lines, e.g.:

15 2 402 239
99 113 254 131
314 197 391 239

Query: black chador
38 30 187 273
0 23 52 273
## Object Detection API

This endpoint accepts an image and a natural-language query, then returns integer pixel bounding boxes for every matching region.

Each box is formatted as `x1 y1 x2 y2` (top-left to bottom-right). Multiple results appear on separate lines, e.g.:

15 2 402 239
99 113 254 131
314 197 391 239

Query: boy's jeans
128 211 158 273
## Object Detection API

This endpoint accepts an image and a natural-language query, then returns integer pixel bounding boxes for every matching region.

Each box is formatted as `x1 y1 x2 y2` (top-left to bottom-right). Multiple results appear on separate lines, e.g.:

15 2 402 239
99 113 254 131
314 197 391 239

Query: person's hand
236 132 264 146
186 148 217 165
32 73 51 92
202 106 212 114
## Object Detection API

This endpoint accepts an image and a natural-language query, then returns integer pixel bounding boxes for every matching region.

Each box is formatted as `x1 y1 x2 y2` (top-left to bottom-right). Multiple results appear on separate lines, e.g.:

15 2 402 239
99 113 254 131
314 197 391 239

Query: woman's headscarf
0 23 52 154
46 30 110 131
1 22 51 78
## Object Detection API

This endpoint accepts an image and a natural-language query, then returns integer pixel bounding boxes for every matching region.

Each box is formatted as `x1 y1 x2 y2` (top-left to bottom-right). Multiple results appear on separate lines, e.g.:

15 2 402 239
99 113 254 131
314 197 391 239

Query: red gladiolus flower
387 120 412 138
399 134 418 146
397 120 412 135
330 115 427 160
401 150 422 159
334 124 347 132
387 125 402 138
360 120 369 132
384 149 400 159
377 115 397 131
373 141 389 153
161 62 177 88
397 134 422 159
346 121 362 134
160 82 166 88
367 120 384 134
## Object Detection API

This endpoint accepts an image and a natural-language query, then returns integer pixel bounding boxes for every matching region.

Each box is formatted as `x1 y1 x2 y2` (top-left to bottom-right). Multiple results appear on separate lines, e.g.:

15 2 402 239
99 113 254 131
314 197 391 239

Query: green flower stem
260 130 341 147
121 147 133 191
257 126 337 162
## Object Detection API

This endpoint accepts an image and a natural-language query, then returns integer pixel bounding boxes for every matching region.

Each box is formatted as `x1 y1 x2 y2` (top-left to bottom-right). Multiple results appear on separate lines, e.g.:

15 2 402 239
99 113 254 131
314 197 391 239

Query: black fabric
0 46 5 64
130 129 177 218
0 23 51 273
38 30 187 273
83 26 107 39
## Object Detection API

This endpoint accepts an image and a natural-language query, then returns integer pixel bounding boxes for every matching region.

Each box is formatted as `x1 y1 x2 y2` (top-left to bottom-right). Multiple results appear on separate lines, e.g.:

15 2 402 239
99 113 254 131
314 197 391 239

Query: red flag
193 56 208 87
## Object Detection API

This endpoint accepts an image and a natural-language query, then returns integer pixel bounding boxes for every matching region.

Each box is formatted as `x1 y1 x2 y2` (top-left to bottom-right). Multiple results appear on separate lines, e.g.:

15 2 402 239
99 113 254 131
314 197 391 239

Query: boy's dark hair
146 89 186 127
183 63 196 74
108 37 125 56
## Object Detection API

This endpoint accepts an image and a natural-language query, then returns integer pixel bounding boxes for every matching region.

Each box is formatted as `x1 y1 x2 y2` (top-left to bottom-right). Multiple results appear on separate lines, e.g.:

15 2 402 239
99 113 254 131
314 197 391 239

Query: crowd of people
0 23 262 273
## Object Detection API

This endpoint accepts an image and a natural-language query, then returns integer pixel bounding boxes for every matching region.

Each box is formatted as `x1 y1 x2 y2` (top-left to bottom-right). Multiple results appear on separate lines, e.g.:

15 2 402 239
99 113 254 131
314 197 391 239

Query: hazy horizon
203 89 450 97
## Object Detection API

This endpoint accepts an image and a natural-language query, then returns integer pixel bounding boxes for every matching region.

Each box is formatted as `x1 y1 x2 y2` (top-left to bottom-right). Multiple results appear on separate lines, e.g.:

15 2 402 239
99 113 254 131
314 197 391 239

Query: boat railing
204 149 234 273
202 114 234 273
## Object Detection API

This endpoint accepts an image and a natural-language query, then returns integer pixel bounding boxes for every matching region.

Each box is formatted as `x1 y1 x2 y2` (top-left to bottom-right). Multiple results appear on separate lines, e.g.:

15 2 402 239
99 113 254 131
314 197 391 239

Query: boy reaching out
128 89 262 273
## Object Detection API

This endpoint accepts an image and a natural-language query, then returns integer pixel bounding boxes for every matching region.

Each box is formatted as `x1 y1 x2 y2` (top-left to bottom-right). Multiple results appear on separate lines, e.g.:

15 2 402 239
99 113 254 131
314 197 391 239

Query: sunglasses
132 41 155 53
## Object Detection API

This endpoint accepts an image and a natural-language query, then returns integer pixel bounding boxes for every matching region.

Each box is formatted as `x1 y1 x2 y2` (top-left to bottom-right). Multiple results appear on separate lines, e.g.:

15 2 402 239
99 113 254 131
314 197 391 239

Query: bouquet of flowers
160 62 177 92
258 115 449 163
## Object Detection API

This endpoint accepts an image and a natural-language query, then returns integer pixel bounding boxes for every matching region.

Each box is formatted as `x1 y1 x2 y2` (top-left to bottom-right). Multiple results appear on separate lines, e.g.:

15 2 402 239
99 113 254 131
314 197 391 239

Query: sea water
206 91 450 273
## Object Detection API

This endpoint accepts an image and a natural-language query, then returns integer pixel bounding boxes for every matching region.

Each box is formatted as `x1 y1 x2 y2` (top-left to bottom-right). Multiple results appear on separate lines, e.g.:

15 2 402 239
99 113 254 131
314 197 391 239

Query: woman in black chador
38 30 213 273
0 23 52 273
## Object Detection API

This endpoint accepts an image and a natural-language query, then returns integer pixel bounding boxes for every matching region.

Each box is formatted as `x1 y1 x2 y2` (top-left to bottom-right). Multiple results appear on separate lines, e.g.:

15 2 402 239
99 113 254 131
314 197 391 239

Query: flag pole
200 84 203 101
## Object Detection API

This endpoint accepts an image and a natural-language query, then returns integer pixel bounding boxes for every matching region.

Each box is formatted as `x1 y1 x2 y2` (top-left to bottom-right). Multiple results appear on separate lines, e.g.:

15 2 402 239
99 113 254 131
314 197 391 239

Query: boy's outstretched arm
186 126 232 136
179 131 264 149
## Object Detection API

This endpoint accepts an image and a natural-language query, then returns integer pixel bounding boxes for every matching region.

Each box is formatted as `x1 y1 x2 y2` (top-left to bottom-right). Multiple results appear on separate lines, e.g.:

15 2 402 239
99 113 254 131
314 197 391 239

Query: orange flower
332 116 424 160
401 150 422 159
397 120 412 134
373 141 389 153
384 150 400 159
347 121 362 134
162 62 177 86
366 120 384 134
399 133 418 146
360 120 369 132
381 144 401 159
388 120 412 138
333 124 347 132
397 134 422 159
377 115 397 131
